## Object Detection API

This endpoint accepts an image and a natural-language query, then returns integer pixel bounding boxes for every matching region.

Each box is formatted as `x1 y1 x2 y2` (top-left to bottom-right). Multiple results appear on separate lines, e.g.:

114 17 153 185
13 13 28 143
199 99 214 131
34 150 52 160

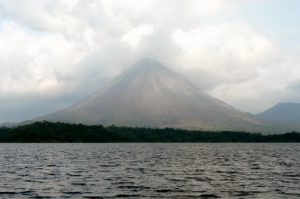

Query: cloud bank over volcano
0 0 300 122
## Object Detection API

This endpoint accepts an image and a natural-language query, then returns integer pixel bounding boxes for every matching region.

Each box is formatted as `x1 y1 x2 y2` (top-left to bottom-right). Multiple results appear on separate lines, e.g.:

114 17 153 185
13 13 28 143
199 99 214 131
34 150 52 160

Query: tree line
0 121 299 143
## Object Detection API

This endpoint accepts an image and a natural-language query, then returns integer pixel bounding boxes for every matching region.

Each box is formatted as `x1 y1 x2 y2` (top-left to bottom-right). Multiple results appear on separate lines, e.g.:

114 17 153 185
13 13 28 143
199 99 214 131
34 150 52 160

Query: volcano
38 59 270 132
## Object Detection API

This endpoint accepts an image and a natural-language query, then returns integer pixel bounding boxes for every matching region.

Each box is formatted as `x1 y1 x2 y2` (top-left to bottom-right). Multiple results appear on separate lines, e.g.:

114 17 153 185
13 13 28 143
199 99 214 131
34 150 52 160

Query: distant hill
257 103 300 124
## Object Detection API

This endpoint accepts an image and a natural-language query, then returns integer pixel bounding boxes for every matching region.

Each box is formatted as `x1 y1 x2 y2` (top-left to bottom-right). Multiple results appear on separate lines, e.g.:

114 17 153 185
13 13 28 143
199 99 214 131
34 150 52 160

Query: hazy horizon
1 0 300 123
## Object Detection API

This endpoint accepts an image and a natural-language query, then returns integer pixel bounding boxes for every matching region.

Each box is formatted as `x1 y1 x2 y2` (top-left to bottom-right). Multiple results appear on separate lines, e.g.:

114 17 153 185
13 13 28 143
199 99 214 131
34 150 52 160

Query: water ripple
0 143 299 198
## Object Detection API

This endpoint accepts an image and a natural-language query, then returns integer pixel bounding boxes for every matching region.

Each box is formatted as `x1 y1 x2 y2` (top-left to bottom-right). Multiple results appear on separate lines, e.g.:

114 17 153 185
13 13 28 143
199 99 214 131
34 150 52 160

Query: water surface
0 143 299 198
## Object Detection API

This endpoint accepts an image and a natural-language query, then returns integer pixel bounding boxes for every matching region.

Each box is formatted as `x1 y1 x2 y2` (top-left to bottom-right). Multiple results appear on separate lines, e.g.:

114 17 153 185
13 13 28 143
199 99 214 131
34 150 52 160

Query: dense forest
0 121 299 143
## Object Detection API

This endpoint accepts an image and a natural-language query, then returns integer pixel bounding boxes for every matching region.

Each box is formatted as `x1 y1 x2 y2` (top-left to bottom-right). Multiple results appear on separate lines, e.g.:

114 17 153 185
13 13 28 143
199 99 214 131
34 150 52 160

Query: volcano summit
38 59 270 132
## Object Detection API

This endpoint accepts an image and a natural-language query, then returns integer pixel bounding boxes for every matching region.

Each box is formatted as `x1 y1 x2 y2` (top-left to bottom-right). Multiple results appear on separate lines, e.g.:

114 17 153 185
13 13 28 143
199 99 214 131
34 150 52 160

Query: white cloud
0 20 85 96
173 21 278 70
122 24 153 48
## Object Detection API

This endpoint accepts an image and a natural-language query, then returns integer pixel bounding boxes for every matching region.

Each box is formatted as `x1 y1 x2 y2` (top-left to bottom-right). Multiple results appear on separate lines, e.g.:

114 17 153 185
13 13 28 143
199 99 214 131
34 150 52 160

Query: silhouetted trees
0 121 299 143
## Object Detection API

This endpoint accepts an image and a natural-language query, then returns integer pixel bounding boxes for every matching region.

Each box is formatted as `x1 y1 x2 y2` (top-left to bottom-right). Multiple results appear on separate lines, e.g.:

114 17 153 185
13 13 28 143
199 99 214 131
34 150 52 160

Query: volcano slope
38 59 278 132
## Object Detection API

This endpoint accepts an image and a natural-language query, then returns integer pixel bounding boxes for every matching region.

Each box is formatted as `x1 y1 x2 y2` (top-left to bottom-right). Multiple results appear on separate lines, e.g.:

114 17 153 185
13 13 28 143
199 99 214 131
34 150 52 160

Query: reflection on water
0 143 299 198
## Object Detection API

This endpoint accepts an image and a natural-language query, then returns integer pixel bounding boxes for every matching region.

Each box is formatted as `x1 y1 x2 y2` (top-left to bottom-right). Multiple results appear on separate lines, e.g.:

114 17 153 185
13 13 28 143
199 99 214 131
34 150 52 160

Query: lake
0 143 299 198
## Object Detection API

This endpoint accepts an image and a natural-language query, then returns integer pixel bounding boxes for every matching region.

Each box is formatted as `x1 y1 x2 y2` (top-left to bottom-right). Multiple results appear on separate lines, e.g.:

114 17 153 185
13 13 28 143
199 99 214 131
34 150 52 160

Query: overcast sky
0 0 300 123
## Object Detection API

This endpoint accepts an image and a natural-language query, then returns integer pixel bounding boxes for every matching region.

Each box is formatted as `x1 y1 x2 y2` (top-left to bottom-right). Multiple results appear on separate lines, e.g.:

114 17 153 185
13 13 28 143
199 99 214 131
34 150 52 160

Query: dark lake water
0 143 299 198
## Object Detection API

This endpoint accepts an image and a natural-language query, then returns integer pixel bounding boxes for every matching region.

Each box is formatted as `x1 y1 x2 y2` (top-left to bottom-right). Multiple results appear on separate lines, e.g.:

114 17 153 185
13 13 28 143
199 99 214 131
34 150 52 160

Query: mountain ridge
257 102 300 124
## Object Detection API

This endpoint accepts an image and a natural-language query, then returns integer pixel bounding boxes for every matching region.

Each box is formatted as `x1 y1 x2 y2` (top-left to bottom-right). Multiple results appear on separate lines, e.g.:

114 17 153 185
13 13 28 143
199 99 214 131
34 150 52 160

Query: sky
0 0 300 123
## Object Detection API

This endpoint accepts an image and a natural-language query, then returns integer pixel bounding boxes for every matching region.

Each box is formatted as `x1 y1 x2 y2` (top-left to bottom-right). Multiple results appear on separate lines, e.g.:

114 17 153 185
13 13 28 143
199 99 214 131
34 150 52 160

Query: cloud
172 21 279 87
0 20 85 96
122 24 154 48
0 0 299 122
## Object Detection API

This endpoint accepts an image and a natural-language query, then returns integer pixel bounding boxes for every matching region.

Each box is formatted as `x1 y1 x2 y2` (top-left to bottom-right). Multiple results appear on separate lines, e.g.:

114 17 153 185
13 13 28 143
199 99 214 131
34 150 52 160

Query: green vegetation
0 121 299 143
